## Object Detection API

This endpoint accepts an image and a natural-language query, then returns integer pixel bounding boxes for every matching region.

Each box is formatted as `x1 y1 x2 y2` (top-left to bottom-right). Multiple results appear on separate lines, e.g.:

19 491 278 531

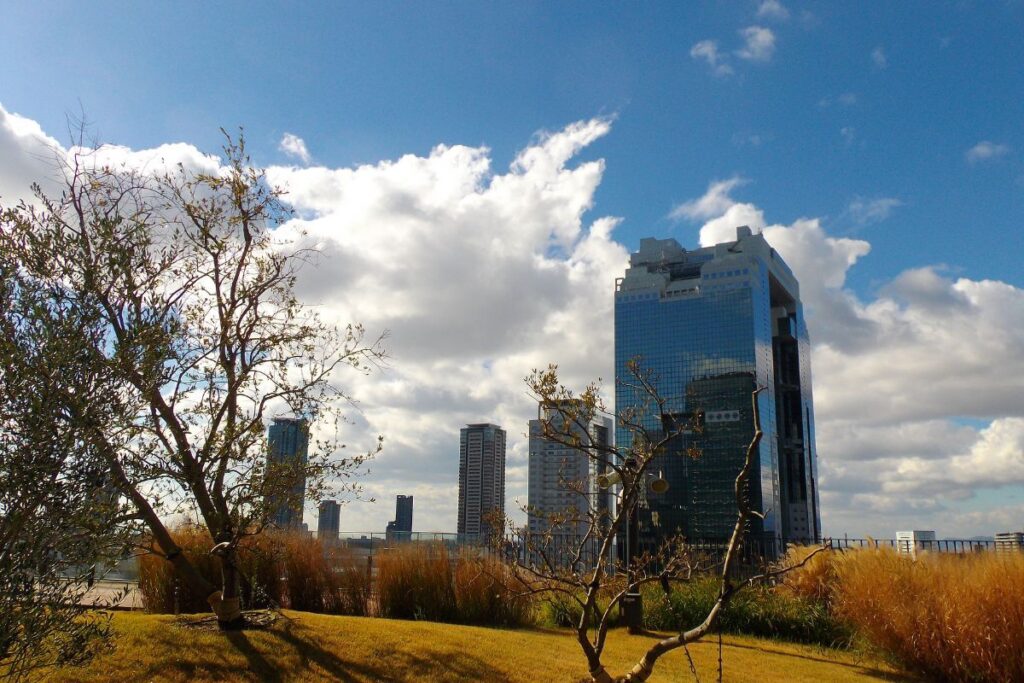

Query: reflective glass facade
615 230 820 550
267 417 309 529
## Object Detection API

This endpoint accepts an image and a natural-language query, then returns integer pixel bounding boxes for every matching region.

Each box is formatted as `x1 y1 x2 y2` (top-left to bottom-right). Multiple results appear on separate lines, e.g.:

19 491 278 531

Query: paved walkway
80 579 143 610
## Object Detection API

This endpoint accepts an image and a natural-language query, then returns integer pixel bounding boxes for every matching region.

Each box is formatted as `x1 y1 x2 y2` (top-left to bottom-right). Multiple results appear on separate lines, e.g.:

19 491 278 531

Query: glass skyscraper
317 499 341 541
386 494 414 539
267 417 310 530
614 227 820 551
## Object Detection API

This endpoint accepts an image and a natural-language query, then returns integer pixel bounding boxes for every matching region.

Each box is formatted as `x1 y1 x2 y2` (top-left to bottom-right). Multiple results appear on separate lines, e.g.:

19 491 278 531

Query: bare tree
504 362 824 682
0 132 385 629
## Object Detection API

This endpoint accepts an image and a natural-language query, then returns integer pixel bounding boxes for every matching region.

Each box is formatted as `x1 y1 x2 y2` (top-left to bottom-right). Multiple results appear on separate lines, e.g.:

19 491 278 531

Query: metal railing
315 531 1017 569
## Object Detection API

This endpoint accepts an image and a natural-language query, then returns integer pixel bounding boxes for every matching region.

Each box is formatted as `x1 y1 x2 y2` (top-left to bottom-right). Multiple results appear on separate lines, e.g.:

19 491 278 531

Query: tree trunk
210 547 245 630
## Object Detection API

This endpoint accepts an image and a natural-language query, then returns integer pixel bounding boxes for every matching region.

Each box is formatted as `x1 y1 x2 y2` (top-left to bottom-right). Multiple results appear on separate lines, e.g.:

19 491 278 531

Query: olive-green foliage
642 577 851 647
537 591 607 629
1 221 135 680
540 592 586 628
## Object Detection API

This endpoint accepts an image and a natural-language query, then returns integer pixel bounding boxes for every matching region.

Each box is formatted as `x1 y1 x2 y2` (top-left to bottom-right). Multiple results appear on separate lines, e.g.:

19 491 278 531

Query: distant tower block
386 495 413 540
458 424 506 539
317 499 341 542
528 403 613 538
267 417 309 530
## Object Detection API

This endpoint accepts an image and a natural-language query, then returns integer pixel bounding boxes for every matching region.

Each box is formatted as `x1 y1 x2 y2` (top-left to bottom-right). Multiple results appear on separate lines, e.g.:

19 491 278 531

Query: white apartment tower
528 406 614 537
457 423 506 538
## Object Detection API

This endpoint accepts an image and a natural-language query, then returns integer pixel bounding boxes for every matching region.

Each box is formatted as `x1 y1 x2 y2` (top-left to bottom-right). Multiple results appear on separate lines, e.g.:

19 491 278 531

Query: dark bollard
621 591 643 633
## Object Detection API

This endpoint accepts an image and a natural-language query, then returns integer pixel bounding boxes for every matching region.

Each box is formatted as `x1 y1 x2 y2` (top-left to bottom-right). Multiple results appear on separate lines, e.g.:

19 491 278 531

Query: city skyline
3 3 1022 538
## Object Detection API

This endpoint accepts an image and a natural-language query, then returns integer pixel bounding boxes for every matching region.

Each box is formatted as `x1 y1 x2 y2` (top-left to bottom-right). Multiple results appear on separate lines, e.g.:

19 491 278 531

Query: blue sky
4 1 1022 290
2 1 1022 537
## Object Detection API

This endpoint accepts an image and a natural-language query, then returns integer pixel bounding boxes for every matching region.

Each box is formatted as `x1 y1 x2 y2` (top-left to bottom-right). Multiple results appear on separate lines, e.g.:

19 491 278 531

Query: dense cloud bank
3 103 1021 537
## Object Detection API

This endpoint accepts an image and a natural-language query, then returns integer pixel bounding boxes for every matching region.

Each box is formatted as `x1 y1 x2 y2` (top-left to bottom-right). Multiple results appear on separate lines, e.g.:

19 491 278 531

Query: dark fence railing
825 537 999 553
317 531 1018 572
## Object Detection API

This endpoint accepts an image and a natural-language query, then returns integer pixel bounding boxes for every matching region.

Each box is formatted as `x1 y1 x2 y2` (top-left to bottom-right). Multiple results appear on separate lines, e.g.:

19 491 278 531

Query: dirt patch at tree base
174 609 278 631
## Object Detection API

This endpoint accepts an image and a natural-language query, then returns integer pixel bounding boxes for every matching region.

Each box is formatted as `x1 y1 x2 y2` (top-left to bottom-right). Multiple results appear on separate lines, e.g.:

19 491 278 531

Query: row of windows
703 268 750 279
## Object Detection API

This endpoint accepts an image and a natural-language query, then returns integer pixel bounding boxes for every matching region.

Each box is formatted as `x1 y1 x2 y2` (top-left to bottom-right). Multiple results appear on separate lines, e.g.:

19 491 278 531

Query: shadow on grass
620 629 914 682
721 640 916 682
135 615 514 682
223 631 284 683
273 617 515 682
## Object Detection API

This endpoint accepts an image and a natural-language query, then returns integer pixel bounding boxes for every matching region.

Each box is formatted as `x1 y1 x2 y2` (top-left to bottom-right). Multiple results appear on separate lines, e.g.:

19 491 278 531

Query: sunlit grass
35 610 910 682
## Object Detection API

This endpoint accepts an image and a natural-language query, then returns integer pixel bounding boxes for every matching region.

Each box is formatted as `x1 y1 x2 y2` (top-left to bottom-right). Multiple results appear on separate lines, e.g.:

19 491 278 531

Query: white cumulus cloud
846 196 903 225
757 0 790 21
690 40 734 77
736 26 776 62
263 117 627 532
669 177 748 221
966 141 1010 164
6 102 1023 539
279 132 312 164
0 104 64 204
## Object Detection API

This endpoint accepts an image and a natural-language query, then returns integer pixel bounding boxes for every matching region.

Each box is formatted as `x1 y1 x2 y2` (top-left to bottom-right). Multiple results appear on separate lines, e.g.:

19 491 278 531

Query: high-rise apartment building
386 494 413 538
528 406 613 537
267 417 309 530
615 228 820 550
457 423 506 538
317 499 341 541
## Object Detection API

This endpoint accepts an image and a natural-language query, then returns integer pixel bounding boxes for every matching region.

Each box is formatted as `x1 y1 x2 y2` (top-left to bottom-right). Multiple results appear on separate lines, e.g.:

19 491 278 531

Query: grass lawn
37 611 912 682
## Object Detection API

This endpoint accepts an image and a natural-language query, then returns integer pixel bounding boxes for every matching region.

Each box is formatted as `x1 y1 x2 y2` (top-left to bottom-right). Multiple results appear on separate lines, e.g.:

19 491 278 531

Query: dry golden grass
137 526 371 615
376 543 457 621
137 526 222 613
452 554 533 626
376 544 532 626
777 544 844 605
34 611 909 682
832 548 1024 682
